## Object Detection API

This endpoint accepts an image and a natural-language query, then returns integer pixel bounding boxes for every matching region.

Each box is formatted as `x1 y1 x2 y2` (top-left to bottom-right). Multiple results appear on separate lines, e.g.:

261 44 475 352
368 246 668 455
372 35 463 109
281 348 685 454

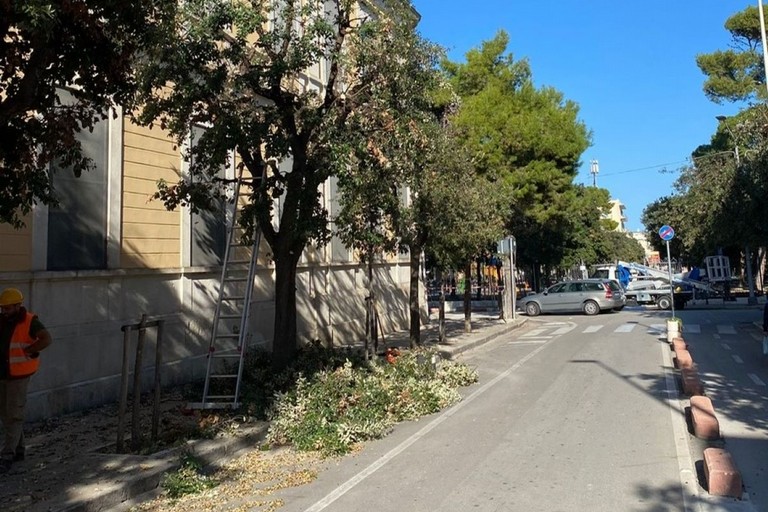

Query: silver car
518 279 626 316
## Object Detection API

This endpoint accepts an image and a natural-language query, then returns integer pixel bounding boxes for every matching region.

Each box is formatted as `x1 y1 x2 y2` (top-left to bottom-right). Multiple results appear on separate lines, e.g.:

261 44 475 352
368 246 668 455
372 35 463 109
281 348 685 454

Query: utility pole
590 159 599 187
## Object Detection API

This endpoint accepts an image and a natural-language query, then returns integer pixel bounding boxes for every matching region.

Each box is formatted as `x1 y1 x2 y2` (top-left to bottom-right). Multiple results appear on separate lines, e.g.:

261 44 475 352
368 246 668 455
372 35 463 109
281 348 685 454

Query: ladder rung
224 276 248 282
206 395 236 400
214 333 240 339
211 374 239 378
187 402 241 410
221 295 246 301
212 353 242 358
219 314 242 319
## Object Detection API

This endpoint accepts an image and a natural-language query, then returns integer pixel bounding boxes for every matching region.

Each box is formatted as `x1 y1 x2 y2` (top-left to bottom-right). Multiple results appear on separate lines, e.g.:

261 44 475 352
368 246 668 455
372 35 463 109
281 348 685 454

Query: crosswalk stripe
717 325 737 335
551 326 575 335
522 329 549 338
685 324 701 334
583 325 603 333
749 373 766 386
614 324 636 333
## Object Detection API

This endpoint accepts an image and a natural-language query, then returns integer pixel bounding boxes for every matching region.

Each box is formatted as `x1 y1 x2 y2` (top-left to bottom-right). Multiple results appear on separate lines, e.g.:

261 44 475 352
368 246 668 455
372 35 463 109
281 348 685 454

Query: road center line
303 342 552 512
749 373 766 386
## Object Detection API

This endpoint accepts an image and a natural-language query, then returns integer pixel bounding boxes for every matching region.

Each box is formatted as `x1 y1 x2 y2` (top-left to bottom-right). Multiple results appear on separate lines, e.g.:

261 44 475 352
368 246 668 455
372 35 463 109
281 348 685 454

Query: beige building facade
0 112 415 423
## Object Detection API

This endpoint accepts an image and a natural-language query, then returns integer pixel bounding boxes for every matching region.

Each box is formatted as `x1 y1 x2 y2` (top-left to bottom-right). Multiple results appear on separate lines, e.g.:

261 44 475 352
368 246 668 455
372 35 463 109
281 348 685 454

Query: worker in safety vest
0 288 52 473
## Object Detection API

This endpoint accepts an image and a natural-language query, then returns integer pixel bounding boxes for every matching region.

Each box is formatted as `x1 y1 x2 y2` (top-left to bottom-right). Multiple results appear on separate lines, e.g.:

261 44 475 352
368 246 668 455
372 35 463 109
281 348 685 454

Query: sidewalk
0 311 527 512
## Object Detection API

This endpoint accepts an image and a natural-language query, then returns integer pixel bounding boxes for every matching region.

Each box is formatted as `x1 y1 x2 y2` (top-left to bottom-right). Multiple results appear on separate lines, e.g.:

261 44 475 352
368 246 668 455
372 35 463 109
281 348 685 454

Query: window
548 283 566 293
189 126 228 267
568 282 585 292
47 115 109 270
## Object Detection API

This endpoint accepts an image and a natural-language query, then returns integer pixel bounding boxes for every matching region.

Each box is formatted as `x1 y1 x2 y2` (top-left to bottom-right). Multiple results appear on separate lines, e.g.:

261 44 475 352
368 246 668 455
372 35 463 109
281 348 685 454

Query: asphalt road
673 308 768 511
273 308 760 512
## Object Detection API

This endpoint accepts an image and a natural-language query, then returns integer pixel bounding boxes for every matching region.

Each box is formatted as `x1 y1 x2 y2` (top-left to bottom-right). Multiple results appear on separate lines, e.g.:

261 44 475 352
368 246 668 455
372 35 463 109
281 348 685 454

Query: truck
590 261 714 310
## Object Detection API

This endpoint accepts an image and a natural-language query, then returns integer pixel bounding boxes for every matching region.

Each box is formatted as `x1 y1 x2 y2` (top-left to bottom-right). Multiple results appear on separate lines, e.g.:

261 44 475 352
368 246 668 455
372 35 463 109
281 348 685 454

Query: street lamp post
758 1 768 96
716 115 757 305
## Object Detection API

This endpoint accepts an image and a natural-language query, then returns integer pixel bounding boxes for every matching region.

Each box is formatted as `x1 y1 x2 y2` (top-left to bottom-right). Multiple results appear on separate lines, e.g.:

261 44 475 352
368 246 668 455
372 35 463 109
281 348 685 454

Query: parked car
518 279 626 316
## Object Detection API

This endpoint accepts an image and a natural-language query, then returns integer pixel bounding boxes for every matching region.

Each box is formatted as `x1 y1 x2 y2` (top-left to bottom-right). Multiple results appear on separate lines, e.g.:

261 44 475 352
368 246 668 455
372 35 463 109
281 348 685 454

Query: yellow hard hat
0 288 24 306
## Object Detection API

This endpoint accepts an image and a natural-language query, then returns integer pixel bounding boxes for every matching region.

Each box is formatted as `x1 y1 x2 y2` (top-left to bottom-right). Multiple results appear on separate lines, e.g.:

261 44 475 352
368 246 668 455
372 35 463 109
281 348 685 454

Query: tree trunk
271 252 300 369
476 257 482 300
464 260 472 333
409 248 421 348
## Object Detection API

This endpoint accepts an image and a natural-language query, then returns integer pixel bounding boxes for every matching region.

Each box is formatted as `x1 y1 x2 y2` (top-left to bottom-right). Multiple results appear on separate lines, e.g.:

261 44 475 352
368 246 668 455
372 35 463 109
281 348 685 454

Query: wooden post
131 314 147 452
151 320 164 446
117 326 132 453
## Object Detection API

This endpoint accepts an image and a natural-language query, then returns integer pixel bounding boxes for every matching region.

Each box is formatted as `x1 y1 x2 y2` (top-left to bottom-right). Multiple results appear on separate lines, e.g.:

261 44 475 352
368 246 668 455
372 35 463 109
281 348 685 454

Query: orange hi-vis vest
8 312 40 378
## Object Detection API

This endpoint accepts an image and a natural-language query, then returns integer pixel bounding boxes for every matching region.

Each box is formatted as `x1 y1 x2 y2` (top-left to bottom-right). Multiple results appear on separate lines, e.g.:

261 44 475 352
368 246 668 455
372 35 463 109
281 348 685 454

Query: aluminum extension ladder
188 168 263 410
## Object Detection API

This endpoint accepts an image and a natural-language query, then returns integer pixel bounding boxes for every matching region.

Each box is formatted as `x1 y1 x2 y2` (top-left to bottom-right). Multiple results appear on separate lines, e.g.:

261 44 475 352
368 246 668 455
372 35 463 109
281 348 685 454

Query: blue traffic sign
659 225 675 241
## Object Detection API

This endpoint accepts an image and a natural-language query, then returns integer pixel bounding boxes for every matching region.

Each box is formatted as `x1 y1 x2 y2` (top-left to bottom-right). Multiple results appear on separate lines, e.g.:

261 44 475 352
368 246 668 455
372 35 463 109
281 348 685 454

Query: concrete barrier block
674 349 694 370
703 447 742 498
690 395 720 440
681 367 704 396
672 337 688 352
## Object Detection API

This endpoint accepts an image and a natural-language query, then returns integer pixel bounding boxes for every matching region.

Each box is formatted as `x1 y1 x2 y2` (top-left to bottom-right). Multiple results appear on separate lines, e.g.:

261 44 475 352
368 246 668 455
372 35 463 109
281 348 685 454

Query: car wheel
657 295 672 310
525 302 541 316
583 300 600 316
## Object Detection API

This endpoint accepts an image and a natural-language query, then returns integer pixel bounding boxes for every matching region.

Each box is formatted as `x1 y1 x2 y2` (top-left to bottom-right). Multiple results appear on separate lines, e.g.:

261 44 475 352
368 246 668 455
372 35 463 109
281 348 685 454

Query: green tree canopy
134 0 429 367
696 5 768 103
0 0 175 227
441 30 591 274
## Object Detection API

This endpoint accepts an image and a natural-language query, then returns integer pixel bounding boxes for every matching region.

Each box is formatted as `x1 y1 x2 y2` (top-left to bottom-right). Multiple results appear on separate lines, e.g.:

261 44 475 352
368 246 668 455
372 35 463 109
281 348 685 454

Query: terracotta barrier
681 367 704 396
690 396 720 440
674 349 695 370
703 448 742 498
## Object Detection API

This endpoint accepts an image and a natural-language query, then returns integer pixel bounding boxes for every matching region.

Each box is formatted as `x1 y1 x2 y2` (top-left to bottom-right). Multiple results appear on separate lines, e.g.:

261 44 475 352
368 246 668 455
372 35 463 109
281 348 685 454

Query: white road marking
749 373 766 386
614 323 636 333
721 343 731 351
713 334 721 340
717 325 736 335
303 340 552 512
732 355 744 364
521 328 549 338
551 326 575 335
648 324 666 334
684 324 701 334
583 325 603 333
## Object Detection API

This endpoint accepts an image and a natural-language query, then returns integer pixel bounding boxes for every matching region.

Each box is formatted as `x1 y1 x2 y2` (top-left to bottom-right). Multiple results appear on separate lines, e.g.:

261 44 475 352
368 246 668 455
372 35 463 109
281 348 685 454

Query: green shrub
266 349 478 456
161 452 217 499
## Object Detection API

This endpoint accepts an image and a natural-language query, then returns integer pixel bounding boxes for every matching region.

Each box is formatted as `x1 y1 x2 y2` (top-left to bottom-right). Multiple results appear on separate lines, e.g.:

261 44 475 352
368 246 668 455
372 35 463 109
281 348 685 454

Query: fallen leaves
130 448 326 512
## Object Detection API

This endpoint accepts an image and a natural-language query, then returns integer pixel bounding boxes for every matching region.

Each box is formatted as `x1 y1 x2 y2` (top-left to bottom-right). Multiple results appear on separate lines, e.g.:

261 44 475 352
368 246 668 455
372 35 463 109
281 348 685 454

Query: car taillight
604 286 613 298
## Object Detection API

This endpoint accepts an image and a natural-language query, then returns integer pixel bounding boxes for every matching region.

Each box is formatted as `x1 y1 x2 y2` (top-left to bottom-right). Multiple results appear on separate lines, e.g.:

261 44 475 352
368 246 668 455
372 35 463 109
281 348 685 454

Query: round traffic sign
659 225 675 241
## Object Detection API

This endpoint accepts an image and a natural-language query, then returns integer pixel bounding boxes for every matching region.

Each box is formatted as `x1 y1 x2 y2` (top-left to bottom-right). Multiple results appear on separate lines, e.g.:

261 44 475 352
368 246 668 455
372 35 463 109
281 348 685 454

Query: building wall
122 120 183 269
0 221 31 272
0 123 415 423
606 199 627 232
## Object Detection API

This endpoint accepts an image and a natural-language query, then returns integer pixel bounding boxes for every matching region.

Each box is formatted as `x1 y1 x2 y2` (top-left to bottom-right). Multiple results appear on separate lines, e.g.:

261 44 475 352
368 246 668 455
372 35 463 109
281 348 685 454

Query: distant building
629 231 658 264
604 199 627 232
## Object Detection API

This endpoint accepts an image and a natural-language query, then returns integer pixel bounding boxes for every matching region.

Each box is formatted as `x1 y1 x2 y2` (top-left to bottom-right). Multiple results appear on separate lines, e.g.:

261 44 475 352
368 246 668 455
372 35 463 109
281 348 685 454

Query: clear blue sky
412 0 747 231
